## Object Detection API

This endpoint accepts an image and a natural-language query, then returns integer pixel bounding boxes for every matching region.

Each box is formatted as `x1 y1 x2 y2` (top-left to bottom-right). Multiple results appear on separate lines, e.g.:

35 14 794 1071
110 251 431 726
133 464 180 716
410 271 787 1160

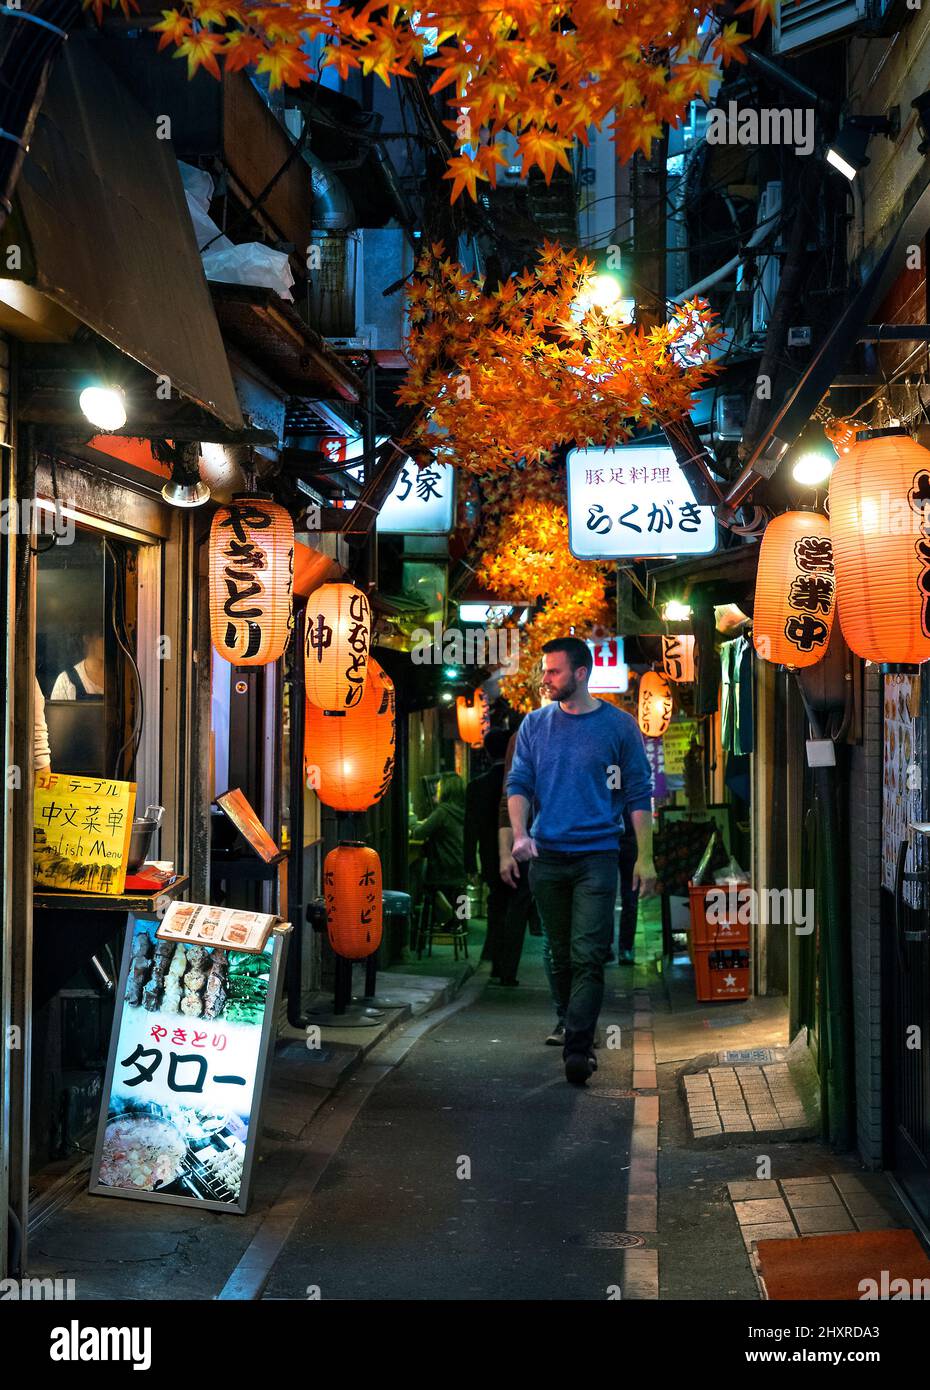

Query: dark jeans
485 873 532 982
617 831 639 952
529 848 619 1058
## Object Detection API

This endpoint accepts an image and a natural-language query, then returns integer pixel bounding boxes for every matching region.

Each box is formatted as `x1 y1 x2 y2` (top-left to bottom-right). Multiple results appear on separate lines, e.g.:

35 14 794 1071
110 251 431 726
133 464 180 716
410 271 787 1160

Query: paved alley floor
261 936 640 1300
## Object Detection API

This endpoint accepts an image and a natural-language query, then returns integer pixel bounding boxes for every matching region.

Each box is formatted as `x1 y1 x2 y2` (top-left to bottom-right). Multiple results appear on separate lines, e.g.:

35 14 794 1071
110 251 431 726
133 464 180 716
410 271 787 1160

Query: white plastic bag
201 242 295 301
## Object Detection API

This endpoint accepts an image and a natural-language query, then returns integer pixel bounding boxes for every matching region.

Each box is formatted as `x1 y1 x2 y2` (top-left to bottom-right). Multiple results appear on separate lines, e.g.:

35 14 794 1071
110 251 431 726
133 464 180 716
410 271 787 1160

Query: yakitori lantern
305 656 395 811
323 843 382 959
209 496 294 665
752 511 836 668
829 427 930 665
661 634 695 683
456 692 488 747
305 582 371 709
638 670 673 738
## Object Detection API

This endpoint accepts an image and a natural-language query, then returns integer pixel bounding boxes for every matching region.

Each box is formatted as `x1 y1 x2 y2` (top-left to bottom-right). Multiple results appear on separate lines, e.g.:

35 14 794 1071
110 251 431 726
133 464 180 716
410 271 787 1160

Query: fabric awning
6 35 243 429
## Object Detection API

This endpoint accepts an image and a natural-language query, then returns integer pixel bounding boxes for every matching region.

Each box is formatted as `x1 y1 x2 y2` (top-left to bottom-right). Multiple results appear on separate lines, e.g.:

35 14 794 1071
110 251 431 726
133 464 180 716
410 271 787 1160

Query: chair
415 887 470 961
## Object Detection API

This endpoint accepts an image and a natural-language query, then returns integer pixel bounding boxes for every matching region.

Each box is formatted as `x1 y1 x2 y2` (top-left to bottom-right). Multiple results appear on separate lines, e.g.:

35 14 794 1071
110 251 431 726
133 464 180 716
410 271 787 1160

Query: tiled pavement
683 1062 812 1139
728 1173 913 1291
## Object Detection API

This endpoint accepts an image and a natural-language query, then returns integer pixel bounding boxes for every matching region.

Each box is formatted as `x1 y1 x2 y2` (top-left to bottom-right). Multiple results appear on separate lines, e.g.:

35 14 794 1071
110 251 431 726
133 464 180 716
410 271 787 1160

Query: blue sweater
506 701 653 853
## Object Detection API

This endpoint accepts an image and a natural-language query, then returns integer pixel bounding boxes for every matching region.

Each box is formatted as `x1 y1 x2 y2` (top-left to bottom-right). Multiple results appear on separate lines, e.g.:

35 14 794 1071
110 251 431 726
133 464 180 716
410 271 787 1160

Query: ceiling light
662 599 692 621
792 450 836 486
161 449 210 508
79 384 127 431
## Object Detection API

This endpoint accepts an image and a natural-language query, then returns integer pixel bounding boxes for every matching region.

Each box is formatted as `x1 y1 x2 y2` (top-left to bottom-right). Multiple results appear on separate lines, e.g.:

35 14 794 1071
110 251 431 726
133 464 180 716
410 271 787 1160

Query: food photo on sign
91 917 277 1210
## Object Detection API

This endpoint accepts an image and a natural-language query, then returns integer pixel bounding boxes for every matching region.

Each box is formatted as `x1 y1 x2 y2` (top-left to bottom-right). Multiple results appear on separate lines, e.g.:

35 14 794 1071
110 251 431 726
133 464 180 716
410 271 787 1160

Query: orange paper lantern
305 582 371 709
456 692 488 747
752 511 836 668
323 842 382 959
829 428 930 665
661 634 695 683
638 670 673 738
209 496 294 665
305 656 395 811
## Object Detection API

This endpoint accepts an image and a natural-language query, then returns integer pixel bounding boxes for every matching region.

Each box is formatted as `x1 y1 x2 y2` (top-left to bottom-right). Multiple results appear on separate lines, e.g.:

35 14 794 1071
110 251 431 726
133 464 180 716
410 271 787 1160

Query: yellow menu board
662 720 698 776
34 773 136 895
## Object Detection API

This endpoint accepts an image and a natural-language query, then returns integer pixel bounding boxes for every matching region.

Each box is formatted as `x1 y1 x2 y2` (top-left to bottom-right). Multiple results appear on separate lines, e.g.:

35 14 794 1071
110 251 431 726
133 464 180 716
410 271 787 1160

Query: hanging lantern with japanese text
305 656 395 811
209 496 294 666
304 582 371 709
661 634 695 683
638 670 673 738
456 691 488 747
752 512 836 668
829 428 930 665
323 842 382 959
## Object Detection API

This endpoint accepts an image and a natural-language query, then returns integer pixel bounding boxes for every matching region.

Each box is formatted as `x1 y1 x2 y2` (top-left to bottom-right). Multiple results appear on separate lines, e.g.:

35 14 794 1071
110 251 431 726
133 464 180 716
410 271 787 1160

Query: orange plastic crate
693 945 751 1002
688 881 751 949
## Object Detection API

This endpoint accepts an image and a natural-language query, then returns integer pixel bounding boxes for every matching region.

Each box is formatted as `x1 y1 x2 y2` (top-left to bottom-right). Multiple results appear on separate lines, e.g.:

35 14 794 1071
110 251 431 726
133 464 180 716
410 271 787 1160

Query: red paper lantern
456 691 488 747
829 428 930 665
305 656 395 811
323 842 382 959
209 496 294 665
752 511 836 668
304 582 371 709
661 634 695 683
638 670 673 738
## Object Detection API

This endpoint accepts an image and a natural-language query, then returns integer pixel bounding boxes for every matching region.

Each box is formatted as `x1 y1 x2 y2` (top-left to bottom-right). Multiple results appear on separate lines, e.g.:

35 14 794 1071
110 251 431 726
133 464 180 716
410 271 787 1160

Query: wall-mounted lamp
825 110 900 181
79 384 127 431
161 443 211 508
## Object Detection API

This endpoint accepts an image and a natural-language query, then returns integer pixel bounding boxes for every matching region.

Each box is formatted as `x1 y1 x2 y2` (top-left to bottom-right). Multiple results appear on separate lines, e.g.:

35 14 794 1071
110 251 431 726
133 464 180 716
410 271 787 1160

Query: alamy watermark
0 497 74 545
706 885 814 935
705 101 815 158
411 621 519 669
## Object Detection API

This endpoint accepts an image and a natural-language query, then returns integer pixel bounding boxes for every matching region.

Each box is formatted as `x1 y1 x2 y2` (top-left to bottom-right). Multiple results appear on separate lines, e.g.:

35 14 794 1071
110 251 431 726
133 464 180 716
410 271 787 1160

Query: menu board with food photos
90 911 284 1213
883 673 923 904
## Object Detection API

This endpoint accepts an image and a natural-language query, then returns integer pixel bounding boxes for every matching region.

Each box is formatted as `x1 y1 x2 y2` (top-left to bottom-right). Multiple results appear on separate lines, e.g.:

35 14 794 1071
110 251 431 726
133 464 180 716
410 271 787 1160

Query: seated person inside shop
410 773 467 926
51 629 105 701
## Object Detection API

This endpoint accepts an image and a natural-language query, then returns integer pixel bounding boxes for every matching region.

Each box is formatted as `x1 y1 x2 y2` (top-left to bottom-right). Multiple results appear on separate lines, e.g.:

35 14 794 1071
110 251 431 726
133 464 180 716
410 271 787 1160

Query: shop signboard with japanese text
90 915 283 1213
566 445 717 560
339 435 456 534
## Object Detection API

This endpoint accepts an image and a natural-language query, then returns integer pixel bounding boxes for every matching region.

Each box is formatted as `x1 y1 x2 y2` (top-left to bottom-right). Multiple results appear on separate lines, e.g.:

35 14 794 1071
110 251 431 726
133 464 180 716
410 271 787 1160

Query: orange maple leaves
397 241 720 475
106 1 777 199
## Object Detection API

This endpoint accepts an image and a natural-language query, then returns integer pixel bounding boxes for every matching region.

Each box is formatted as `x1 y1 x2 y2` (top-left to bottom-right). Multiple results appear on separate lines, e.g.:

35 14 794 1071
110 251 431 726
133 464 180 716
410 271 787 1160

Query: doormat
756 1230 930 1301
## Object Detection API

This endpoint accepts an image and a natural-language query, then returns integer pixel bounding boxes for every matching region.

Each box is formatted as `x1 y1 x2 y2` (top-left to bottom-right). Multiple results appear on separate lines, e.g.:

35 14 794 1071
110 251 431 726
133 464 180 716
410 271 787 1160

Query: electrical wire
105 538 144 782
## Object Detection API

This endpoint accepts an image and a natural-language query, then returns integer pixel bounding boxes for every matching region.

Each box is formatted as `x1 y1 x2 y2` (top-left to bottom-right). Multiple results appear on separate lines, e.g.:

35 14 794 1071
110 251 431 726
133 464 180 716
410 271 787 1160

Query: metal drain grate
589 1088 637 1099
717 1048 783 1065
569 1232 646 1249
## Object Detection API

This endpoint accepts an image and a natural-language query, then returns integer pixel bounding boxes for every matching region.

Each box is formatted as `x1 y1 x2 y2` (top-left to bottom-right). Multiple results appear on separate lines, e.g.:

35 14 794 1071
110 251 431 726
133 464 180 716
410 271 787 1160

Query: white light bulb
79 385 127 431
792 452 836 486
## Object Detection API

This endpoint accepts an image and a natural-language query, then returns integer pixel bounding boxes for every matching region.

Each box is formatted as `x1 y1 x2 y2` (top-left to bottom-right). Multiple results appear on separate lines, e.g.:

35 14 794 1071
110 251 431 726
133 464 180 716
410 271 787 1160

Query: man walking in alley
504 637 656 1085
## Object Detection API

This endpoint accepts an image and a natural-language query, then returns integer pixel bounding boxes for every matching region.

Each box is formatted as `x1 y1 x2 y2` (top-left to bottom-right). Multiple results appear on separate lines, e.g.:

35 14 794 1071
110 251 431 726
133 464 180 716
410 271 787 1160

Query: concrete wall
848 18 930 262
848 665 884 1168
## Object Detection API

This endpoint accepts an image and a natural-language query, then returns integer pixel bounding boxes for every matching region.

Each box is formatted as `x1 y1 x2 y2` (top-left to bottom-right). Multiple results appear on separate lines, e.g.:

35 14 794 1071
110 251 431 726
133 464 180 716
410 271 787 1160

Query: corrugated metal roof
12 36 243 429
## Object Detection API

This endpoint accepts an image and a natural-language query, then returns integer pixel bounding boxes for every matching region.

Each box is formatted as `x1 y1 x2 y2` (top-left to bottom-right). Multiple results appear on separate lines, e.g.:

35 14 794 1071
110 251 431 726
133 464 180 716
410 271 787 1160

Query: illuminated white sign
342 436 456 534
587 637 628 693
566 445 717 559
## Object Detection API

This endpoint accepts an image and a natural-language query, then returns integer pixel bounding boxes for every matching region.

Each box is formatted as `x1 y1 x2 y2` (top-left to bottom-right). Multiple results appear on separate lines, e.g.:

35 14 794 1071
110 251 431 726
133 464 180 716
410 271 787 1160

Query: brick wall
848 666 884 1169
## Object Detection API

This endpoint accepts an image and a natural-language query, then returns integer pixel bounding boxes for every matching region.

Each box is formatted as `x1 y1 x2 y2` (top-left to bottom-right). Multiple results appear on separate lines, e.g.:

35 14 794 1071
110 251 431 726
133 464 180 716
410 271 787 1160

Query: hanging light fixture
456 691 488 746
638 670 673 737
305 582 371 710
79 383 127 431
829 427 930 665
661 634 695 683
753 511 836 667
209 495 294 665
305 656 395 811
323 842 383 960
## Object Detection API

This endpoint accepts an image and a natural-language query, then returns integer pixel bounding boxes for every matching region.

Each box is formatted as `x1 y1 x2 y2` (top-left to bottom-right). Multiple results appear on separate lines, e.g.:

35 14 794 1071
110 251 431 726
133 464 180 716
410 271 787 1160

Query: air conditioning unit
774 0 869 54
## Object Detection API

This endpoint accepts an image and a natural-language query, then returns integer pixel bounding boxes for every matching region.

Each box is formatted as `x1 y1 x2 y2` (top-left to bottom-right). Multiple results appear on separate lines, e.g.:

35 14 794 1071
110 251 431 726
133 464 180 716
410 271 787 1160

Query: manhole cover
702 1015 748 1029
568 1232 646 1249
717 1048 781 1064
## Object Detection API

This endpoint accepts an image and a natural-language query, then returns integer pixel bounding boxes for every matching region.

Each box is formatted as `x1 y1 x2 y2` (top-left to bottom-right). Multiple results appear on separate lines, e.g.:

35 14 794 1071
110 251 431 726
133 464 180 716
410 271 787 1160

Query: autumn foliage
87 0 774 198
397 240 720 472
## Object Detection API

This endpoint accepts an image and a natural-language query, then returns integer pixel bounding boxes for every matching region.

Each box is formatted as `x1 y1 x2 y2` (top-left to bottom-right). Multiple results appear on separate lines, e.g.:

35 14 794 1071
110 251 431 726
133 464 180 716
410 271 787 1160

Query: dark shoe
618 949 635 965
565 1052 595 1085
545 1022 565 1046
499 977 520 987
604 949 616 963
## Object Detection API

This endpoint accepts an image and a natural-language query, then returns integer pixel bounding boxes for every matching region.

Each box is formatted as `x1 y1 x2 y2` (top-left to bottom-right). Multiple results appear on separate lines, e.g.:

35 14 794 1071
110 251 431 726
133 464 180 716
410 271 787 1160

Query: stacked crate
688 881 751 1001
